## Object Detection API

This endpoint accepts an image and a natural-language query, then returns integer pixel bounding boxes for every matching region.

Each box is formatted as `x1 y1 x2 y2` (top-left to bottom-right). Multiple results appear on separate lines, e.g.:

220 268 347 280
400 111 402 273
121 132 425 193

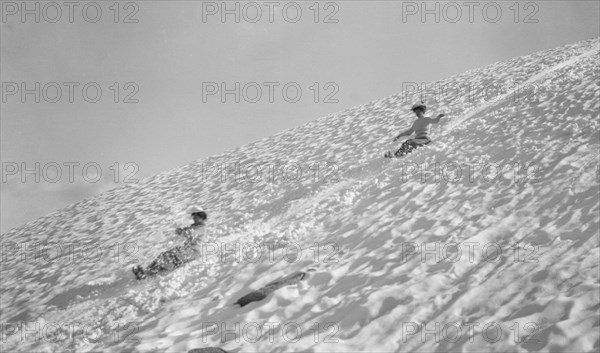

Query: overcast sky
1 0 599 233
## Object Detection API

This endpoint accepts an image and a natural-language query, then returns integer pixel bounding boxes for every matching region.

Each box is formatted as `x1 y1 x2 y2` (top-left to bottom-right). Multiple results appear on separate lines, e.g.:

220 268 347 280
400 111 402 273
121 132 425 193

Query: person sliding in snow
132 206 207 280
385 102 446 158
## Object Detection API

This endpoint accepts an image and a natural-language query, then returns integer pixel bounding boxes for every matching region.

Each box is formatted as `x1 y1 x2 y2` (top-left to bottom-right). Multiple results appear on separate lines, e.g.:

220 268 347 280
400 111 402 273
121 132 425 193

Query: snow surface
1 38 599 353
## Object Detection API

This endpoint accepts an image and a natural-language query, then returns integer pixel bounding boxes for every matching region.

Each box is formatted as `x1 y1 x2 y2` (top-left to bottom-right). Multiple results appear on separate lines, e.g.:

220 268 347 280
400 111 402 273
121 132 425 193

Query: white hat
187 205 204 214
411 102 427 111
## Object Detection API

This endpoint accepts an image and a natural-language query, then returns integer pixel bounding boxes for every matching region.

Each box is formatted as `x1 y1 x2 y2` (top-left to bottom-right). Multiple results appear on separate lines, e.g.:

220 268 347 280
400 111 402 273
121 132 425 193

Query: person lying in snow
132 206 207 280
385 102 446 158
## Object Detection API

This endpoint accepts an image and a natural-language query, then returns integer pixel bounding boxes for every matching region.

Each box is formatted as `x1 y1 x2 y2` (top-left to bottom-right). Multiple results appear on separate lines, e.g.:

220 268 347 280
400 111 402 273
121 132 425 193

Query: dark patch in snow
234 271 307 307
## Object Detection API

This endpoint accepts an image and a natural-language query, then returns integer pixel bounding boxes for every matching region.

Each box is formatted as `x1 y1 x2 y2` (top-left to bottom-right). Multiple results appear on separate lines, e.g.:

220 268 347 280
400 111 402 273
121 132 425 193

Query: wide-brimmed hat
187 205 204 214
411 102 427 111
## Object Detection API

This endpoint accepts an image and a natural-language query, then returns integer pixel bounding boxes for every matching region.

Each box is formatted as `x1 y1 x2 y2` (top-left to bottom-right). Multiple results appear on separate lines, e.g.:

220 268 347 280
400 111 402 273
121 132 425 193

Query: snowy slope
1 38 599 353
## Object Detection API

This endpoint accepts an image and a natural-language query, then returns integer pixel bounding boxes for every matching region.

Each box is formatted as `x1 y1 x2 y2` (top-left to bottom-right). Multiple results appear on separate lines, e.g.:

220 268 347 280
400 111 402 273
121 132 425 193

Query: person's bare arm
431 113 446 123
393 127 414 142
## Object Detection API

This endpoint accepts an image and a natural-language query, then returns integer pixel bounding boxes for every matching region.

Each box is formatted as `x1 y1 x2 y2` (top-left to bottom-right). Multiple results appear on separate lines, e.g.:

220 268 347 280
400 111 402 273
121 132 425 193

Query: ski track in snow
444 48 598 133
1 38 599 353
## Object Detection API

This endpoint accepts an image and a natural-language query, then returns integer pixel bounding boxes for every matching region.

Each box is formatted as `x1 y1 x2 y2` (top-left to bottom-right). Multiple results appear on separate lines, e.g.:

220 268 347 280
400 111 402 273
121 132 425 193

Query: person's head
411 102 426 118
187 205 207 224
191 211 207 224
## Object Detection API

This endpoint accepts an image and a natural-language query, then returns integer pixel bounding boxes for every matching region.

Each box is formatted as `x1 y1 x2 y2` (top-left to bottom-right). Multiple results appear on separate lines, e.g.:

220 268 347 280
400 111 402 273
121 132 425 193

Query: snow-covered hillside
1 38 599 353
